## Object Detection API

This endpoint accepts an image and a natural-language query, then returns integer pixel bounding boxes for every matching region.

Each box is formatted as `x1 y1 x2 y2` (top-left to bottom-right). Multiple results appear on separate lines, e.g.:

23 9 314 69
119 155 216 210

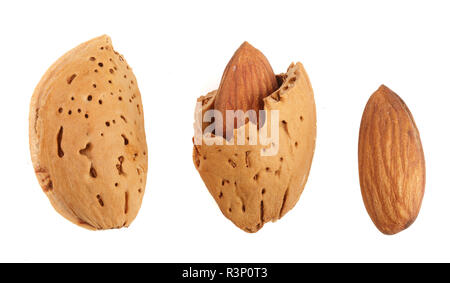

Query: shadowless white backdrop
0 0 449 262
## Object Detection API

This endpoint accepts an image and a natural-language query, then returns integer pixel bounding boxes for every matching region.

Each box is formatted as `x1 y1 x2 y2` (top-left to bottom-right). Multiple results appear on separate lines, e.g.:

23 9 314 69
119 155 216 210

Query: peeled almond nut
29 35 148 230
358 85 425 235
214 42 279 137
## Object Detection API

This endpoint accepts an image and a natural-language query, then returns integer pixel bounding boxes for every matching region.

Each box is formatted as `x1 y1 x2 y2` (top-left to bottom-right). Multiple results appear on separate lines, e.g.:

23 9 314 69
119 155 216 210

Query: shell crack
79 143 97 178
57 126 64 158
116 156 126 176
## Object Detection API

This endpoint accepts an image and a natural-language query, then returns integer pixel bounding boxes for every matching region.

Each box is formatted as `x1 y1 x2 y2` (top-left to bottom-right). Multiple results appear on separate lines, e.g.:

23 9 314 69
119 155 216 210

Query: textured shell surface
358 85 425 235
194 63 316 233
29 35 148 230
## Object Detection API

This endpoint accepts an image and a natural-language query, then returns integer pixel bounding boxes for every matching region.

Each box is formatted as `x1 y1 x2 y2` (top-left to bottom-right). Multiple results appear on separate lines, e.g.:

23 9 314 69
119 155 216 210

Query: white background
0 0 449 263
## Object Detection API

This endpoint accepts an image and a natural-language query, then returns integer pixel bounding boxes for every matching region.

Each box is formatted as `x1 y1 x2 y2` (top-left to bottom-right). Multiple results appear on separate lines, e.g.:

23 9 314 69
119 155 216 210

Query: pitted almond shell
193 63 316 232
29 35 148 230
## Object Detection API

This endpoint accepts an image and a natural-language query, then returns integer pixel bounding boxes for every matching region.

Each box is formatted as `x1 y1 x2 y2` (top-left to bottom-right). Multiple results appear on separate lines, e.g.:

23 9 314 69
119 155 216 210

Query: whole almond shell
358 85 425 235
29 35 148 230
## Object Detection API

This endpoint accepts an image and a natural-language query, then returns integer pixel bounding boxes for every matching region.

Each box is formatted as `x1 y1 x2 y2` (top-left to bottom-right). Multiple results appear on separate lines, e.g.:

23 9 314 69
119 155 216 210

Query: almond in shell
194 43 316 232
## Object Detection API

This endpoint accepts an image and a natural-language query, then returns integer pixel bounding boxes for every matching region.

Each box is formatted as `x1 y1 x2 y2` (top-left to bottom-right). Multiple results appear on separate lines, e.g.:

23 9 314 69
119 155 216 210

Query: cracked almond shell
193 63 316 232
358 85 425 235
29 35 148 230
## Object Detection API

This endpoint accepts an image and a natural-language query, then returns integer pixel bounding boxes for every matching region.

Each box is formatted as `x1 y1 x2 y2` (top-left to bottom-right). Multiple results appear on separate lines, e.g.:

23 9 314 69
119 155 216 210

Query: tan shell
358 85 425 235
193 63 316 232
29 35 148 230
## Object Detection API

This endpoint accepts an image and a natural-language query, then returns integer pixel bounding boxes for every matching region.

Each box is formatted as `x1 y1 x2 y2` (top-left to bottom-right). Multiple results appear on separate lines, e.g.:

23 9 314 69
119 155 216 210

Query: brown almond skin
358 85 425 235
214 42 279 137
